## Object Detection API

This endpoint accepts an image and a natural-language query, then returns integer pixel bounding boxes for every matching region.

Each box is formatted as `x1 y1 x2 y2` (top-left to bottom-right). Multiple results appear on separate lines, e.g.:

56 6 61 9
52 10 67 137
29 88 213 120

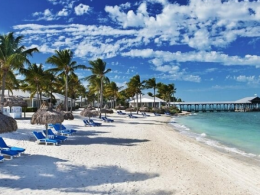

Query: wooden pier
170 97 260 112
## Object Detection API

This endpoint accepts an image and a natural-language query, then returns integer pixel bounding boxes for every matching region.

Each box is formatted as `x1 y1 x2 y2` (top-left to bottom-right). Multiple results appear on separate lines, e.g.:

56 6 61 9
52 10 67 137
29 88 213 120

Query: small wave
201 133 207 137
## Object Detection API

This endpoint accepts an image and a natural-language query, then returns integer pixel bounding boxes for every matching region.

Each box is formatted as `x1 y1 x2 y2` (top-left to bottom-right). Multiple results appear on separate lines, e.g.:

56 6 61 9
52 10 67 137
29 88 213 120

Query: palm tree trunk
37 84 40 109
99 77 103 118
0 72 7 112
153 87 155 108
65 74 68 111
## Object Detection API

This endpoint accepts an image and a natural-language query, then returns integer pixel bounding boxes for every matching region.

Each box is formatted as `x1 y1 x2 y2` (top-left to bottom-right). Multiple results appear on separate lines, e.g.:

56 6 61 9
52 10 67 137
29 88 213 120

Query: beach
0 110 260 195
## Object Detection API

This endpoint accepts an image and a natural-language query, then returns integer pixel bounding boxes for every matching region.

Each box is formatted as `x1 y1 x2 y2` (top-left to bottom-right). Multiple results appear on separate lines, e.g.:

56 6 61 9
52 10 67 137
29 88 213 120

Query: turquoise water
171 112 260 158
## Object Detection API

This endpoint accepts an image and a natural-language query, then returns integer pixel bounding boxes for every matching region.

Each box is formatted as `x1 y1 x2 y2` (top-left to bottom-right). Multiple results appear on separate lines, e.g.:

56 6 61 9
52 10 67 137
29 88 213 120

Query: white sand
0 110 260 195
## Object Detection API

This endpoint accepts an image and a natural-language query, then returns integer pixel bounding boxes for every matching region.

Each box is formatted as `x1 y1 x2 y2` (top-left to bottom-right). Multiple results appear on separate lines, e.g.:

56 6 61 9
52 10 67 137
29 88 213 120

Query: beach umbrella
115 104 125 110
100 104 113 117
0 112 17 134
80 108 99 119
56 103 74 120
125 107 136 114
139 106 149 112
31 101 64 138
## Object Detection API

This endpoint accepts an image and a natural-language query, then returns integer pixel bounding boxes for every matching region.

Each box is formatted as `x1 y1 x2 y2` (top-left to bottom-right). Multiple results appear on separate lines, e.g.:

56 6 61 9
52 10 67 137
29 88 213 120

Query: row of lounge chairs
0 137 25 161
32 124 77 146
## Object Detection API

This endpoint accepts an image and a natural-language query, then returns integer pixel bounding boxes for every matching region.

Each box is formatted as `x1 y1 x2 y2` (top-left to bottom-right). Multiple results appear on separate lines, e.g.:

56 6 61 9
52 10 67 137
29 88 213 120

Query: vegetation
0 32 182 113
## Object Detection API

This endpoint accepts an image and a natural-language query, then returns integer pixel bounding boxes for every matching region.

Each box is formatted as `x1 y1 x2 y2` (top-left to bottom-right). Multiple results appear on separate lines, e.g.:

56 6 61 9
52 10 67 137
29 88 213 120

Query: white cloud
74 4 90 15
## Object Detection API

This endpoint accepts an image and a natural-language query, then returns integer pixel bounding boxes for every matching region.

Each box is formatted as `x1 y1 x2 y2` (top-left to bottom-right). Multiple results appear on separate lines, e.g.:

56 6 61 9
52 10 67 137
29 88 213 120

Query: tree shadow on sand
0 154 174 194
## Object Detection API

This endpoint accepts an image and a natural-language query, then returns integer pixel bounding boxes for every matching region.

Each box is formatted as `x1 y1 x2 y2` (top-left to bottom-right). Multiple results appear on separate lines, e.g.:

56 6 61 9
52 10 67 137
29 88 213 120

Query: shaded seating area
32 131 61 146
0 137 25 156
43 129 68 142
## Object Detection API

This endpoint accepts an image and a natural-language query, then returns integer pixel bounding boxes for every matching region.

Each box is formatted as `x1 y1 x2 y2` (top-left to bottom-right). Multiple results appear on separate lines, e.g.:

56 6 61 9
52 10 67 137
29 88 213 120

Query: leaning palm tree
145 77 157 108
84 58 111 114
46 49 86 111
0 32 38 111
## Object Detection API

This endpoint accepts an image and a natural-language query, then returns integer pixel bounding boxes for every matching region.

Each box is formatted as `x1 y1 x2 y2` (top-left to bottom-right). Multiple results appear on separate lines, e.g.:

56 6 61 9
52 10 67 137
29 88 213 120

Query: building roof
4 90 48 100
129 94 165 103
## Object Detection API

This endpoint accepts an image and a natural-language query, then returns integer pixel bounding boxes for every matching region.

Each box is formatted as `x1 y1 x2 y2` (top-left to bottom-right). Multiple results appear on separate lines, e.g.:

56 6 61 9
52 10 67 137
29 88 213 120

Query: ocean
171 112 260 159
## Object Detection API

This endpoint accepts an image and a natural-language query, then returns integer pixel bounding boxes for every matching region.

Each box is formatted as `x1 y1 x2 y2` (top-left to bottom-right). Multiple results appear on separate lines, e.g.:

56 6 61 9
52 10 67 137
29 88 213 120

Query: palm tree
127 75 145 112
0 32 38 110
84 58 111 112
157 83 176 106
145 77 157 108
105 81 123 108
20 63 46 108
46 49 86 111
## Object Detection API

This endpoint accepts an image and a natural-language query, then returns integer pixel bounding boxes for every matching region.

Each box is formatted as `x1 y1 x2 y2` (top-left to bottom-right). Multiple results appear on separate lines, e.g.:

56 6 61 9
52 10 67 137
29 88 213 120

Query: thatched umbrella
115 104 125 110
100 108 113 117
56 103 74 120
31 101 64 138
80 108 99 119
139 106 149 112
125 107 136 114
0 112 18 134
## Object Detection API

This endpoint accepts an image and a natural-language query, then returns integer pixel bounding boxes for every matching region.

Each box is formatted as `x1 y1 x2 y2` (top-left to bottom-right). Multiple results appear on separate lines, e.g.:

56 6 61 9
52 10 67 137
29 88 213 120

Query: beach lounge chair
165 112 171 116
43 129 68 142
0 137 25 156
89 119 102 126
0 155 4 162
117 110 126 115
128 114 138 118
51 124 76 135
101 116 114 122
154 112 161 116
32 131 61 146
142 112 150 117
83 119 99 127
0 149 19 159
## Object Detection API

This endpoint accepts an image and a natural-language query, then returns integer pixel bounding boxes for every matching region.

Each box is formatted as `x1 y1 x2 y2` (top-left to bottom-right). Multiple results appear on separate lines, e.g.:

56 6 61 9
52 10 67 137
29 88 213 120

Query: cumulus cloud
74 4 90 15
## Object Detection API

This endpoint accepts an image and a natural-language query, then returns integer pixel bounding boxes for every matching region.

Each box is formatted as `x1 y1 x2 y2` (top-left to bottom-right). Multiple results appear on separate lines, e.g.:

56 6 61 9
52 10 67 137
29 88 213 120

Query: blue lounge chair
0 137 25 156
117 110 126 115
0 155 4 162
89 119 102 126
101 116 114 122
83 119 99 127
154 112 161 116
51 124 76 135
142 112 150 117
128 114 138 118
165 112 171 116
43 129 68 142
0 149 19 159
32 131 61 146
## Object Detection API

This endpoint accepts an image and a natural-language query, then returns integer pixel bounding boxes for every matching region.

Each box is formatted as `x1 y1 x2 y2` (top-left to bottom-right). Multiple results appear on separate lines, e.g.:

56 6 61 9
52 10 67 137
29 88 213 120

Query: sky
1 0 260 102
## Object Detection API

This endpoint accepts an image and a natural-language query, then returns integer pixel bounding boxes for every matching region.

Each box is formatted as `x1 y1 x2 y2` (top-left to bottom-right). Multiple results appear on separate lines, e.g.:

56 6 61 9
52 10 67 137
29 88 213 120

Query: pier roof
170 97 260 105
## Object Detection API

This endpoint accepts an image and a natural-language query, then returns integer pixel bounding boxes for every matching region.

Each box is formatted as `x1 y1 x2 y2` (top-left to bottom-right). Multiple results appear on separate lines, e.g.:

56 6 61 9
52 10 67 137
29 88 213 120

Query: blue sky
1 0 260 102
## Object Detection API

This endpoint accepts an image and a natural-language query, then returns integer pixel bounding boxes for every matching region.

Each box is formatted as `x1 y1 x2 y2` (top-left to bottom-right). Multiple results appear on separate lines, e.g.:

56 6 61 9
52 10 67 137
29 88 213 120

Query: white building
129 94 166 108
4 89 48 108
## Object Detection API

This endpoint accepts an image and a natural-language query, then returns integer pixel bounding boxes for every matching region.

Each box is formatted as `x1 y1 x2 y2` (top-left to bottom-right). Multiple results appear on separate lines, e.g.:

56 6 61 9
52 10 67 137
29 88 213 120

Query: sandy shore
0 110 260 195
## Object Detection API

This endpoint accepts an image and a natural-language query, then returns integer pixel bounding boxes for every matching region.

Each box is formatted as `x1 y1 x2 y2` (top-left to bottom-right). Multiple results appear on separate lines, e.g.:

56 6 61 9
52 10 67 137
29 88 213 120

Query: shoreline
0 110 260 194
